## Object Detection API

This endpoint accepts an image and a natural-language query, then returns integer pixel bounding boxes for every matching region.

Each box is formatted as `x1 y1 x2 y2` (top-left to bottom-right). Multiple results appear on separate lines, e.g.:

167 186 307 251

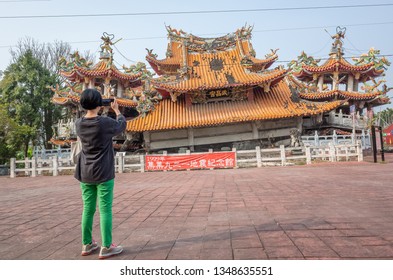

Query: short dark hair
80 89 102 110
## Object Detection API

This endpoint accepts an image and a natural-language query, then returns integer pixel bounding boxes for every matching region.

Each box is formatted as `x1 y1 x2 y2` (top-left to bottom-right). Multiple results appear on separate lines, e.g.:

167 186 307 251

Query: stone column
187 127 194 152
353 79 359 91
117 83 124 98
347 75 354 92
88 78 95 89
318 75 324 91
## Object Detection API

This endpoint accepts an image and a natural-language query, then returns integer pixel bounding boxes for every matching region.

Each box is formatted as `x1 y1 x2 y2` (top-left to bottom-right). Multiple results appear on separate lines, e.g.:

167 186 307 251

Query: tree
0 104 34 164
0 50 60 156
374 108 393 128
10 37 95 75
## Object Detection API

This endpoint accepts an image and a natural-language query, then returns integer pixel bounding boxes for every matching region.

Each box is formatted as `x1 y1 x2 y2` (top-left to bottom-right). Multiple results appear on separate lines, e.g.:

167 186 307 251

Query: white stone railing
10 142 363 177
303 112 368 130
301 130 371 149
328 112 368 130
33 147 71 159
54 119 77 139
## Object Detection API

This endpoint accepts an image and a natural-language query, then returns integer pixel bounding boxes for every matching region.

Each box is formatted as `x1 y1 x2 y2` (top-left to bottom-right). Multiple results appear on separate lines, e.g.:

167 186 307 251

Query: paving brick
1 157 393 259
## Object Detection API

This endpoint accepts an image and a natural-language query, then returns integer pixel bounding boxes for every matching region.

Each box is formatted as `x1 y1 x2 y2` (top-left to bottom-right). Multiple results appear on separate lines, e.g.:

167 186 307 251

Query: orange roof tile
299 90 386 101
49 138 73 146
147 26 278 82
304 57 375 72
52 96 75 105
240 41 278 71
293 56 384 81
60 60 142 83
126 81 341 132
52 94 138 108
152 46 288 92
146 41 182 75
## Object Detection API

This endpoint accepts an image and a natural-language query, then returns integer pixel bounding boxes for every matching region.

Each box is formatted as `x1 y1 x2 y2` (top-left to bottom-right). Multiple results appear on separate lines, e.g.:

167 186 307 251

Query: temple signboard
145 152 236 171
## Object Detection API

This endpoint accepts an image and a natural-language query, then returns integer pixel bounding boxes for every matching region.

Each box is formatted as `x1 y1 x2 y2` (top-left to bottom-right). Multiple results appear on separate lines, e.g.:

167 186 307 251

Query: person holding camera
75 88 126 259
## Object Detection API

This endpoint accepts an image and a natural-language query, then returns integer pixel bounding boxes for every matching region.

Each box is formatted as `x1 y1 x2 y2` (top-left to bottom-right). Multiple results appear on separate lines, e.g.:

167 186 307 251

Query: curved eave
299 90 386 101
368 96 390 106
74 65 142 82
126 81 341 132
59 70 83 82
50 138 74 147
304 57 374 73
249 55 278 71
152 69 288 93
52 96 78 106
146 55 181 75
52 94 138 108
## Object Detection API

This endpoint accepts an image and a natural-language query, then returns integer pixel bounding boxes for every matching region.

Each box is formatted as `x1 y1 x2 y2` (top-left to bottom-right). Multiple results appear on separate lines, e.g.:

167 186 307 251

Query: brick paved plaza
1 156 393 260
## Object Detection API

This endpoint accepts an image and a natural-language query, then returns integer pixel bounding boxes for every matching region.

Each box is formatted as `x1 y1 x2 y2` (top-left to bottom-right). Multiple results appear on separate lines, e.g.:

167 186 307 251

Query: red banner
145 152 236 171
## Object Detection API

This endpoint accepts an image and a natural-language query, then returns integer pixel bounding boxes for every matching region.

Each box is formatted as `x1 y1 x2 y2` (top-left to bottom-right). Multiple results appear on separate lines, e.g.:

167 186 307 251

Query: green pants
80 179 114 248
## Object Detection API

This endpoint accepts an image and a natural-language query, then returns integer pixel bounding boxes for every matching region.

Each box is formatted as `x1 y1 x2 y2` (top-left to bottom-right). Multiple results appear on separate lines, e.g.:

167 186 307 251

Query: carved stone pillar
347 75 354 92
88 78 95 89
318 75 324 91
117 83 123 98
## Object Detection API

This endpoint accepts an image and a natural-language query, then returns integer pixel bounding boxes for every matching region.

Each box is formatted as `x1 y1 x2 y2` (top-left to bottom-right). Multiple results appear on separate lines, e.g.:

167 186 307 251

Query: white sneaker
81 240 99 256
99 244 123 259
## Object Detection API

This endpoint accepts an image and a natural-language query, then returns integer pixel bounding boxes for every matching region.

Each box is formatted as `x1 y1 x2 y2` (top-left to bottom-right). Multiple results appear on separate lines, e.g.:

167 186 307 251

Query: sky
1 0 393 110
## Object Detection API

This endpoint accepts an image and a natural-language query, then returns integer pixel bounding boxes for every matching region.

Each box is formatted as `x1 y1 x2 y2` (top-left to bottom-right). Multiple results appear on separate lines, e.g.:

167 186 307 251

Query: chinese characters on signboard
145 152 236 171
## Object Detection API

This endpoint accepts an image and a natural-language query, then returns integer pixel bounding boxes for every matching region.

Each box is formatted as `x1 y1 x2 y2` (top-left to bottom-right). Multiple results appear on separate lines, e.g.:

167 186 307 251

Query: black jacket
74 114 126 183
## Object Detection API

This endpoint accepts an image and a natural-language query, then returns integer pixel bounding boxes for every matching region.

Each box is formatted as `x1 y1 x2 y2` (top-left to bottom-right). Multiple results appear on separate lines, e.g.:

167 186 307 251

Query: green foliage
0 50 61 158
374 108 393 128
0 105 35 164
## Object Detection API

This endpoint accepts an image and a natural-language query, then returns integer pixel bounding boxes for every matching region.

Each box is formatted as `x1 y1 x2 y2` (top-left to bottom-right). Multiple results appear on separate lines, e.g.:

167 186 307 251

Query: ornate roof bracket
263 82 271 93
169 91 181 102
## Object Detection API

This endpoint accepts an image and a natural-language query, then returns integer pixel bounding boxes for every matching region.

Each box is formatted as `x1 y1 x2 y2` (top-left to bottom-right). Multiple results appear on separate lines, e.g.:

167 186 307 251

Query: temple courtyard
0 155 393 260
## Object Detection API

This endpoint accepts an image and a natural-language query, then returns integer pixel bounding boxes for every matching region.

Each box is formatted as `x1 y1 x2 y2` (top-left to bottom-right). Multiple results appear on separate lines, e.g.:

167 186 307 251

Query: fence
301 130 371 149
9 142 363 178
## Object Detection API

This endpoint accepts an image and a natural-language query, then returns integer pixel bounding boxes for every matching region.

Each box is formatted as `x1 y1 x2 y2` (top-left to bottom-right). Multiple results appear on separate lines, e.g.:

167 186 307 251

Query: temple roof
146 26 279 81
299 90 386 101
152 53 288 92
292 56 383 82
52 93 138 108
126 80 341 132
60 60 142 83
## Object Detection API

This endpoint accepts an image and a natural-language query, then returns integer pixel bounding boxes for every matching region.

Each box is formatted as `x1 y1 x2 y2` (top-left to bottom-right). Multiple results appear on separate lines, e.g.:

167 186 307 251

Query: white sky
1 0 393 109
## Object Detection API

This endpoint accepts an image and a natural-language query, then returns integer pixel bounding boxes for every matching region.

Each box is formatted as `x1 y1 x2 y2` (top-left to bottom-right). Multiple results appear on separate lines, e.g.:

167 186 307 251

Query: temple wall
143 118 302 151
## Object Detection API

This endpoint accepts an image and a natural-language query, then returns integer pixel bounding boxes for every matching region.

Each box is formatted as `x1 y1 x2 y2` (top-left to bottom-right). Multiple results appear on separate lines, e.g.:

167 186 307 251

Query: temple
51 33 161 151
288 26 391 136
127 26 341 151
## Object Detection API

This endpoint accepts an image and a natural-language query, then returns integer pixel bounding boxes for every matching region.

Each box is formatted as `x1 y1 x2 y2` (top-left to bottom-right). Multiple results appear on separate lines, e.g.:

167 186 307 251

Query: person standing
75 88 126 259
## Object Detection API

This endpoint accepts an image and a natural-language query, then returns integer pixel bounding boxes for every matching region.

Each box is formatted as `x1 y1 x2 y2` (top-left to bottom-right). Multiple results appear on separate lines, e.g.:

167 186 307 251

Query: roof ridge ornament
100 32 122 64
329 26 346 57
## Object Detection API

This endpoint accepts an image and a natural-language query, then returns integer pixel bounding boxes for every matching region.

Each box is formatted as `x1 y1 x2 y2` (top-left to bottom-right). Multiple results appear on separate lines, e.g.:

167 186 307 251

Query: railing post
305 146 311 165
52 155 58 176
357 140 363 162
255 146 262 167
118 153 124 174
333 130 338 145
338 109 343 125
361 129 366 149
31 157 36 177
37 157 42 175
280 145 286 166
10 158 16 178
232 147 238 168
314 131 319 146
329 142 336 162
24 157 29 176
140 155 145 173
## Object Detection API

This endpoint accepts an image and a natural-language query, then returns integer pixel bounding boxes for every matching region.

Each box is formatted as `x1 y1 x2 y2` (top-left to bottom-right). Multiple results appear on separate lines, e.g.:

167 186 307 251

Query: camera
102 98 114 106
